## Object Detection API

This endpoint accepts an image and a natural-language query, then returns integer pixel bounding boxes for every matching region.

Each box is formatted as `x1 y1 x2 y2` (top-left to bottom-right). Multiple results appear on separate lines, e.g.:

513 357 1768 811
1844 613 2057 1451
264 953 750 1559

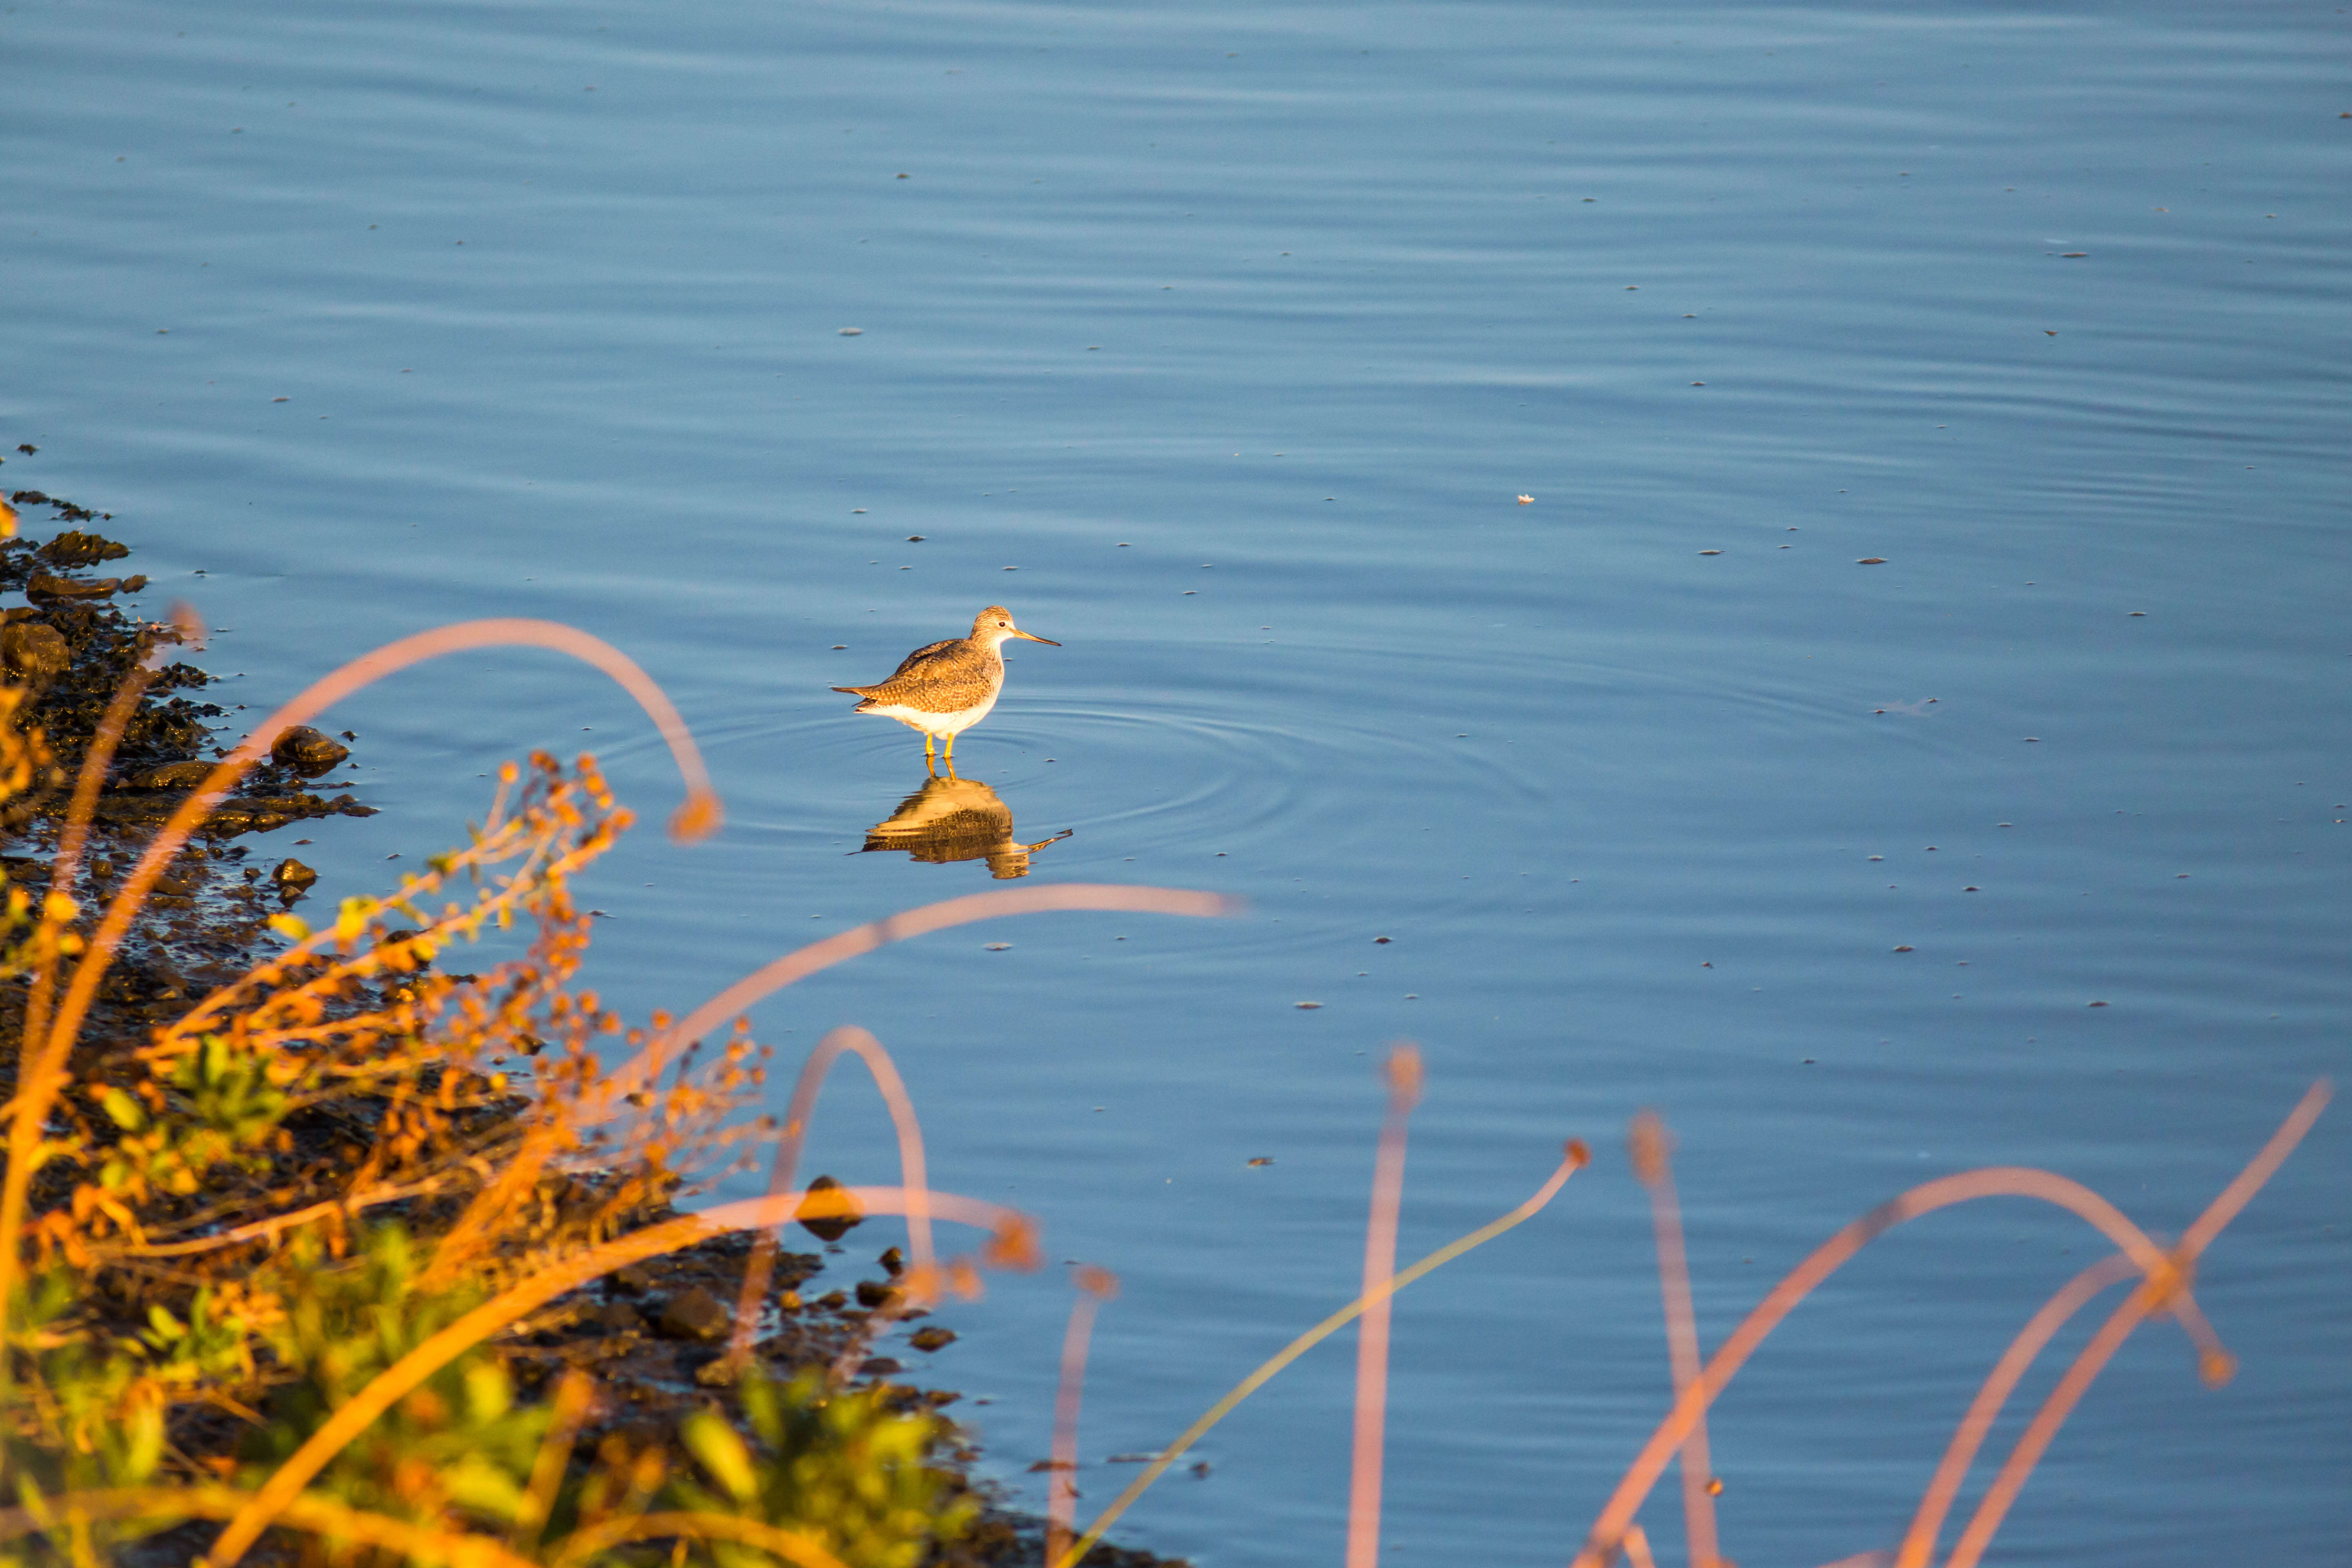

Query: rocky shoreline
0 474 1181 1568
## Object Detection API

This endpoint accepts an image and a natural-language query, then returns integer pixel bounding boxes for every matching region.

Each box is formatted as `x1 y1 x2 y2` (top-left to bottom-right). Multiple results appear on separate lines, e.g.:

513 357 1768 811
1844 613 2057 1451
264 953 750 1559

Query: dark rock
1 621 70 680
611 1264 655 1294
858 1356 903 1376
40 531 130 568
855 1279 897 1309
270 725 350 773
878 1245 904 1276
797 1173 863 1241
589 1299 642 1333
91 791 375 835
122 760 214 790
654 1286 731 1341
908 1326 957 1352
271 858 317 894
25 571 122 604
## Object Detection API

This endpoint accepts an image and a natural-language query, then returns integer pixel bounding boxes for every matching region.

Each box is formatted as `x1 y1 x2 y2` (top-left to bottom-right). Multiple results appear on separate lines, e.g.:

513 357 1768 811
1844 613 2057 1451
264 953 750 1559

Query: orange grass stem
1345 1045 1422 1568
1938 1080 2330 1568
1053 1139 1590 1568
1047 1266 1121 1568
726 1027 938 1371
1 619 720 1361
1630 1110 1722 1568
614 884 1241 1109
1890 1254 2140 1568
1571 1176 2193 1568
205 1184 1034 1568
1568 1085 2328 1568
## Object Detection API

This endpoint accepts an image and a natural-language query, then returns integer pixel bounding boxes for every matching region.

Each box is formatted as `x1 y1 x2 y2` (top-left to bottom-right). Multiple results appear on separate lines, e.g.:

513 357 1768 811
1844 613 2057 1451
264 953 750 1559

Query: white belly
860 690 1000 737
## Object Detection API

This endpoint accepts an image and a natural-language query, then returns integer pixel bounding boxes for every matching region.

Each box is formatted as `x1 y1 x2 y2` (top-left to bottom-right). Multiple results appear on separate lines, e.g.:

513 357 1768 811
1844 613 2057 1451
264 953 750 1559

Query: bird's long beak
1009 628 1060 646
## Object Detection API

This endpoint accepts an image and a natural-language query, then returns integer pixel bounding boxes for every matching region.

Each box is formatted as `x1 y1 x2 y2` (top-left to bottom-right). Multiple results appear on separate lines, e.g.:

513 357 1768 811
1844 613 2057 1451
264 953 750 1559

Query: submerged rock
655 1286 732 1341
1 621 70 680
25 571 125 605
270 724 350 773
796 1173 864 1241
39 531 131 568
120 760 214 790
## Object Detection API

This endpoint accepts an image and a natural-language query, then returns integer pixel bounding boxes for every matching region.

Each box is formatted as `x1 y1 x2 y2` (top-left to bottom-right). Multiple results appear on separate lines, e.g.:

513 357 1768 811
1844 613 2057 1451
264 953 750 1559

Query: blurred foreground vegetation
0 509 982 1567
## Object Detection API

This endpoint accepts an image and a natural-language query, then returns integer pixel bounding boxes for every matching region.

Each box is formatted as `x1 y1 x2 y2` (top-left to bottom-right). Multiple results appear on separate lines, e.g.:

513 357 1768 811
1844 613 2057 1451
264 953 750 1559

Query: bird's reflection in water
858 775 1071 880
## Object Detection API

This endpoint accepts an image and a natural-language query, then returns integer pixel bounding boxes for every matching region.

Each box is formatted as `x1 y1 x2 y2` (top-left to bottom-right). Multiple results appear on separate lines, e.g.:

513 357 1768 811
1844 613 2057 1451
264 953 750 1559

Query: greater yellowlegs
833 605 1058 772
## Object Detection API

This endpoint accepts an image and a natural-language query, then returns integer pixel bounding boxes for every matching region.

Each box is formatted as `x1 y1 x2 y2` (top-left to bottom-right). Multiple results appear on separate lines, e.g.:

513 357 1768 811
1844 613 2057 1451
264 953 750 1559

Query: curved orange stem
1891 1254 2140 1568
725 1026 936 1369
1568 1163 2225 1568
1940 1080 2329 1568
1046 1266 1121 1568
608 884 1239 1107
1346 1046 1422 1568
1630 1109 1721 1568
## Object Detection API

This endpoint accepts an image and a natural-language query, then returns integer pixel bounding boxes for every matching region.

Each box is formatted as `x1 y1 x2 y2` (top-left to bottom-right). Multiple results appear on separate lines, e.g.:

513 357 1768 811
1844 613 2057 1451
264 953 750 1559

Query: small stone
1294 1000 1322 1009
271 858 318 893
878 1245 905 1276
25 571 121 604
655 1286 732 1341
39 530 130 567
611 1265 654 1293
124 757 214 785
797 1174 864 1241
855 1279 898 1308
908 1326 957 1352
271 725 350 773
0 622 70 680
859 1356 903 1376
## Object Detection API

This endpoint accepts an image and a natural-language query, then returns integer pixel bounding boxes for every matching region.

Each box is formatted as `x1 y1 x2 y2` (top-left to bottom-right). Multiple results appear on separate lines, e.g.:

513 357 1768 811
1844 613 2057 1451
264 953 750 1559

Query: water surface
4 2 2348 1563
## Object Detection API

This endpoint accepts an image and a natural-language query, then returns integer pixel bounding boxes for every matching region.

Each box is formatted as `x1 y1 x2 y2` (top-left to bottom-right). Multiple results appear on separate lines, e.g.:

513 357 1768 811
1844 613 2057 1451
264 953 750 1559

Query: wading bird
833 605 1058 773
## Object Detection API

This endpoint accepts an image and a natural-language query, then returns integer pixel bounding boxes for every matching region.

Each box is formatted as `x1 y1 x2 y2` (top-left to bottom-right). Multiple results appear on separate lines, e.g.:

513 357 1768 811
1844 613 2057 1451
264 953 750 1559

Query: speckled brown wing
887 639 961 677
832 638 960 698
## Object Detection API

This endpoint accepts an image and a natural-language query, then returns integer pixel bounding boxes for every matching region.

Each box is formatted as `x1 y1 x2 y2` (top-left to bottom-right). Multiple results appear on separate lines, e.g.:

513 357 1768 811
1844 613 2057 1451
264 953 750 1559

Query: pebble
654 1286 731 1341
0 621 70 680
797 1173 863 1241
271 724 350 773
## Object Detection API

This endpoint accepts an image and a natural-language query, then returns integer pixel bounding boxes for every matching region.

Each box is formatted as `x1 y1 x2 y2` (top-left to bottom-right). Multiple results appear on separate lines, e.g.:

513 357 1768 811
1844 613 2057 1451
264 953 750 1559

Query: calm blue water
6 1 2348 1563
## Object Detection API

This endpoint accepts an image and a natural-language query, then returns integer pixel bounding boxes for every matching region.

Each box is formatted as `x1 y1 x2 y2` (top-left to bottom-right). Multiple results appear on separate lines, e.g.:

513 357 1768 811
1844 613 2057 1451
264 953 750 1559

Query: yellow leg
942 731 957 774
924 733 937 772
